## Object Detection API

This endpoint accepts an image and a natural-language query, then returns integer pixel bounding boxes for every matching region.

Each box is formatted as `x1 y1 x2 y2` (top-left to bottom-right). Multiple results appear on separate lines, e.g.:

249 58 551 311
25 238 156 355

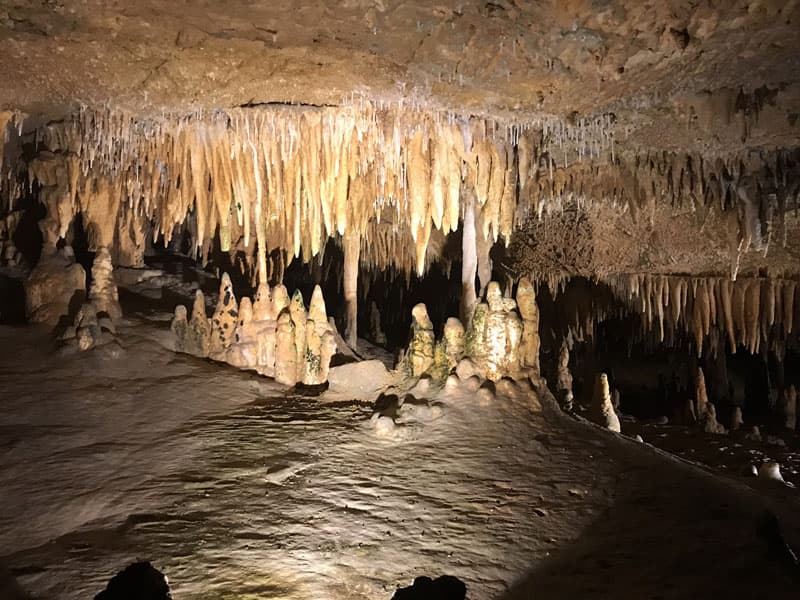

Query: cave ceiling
0 0 797 151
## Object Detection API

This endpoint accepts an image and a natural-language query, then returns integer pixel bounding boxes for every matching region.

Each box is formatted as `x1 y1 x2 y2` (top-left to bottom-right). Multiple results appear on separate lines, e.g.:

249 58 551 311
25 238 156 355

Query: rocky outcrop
25 247 86 326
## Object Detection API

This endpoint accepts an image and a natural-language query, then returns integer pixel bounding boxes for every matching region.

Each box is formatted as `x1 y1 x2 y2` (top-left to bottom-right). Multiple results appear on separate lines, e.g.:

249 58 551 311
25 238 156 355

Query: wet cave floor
0 304 799 598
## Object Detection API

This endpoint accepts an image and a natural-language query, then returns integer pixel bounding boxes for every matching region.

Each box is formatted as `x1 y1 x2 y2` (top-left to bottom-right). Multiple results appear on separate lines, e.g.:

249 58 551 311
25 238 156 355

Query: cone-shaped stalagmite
210 273 238 357
89 247 122 322
516 277 540 374
591 373 621 433
408 303 435 377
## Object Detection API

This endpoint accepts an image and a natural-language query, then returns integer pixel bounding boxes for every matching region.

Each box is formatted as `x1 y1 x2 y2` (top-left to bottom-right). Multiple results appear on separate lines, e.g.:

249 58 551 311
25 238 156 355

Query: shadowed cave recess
1 1 800 599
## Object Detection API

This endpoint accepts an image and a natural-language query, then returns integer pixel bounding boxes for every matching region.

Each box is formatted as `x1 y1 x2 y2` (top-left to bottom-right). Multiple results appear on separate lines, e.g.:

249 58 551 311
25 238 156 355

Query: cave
1 2 799 598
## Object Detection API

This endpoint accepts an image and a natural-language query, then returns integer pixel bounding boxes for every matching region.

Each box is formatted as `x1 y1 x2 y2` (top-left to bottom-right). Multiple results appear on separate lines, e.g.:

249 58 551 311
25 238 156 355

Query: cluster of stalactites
606 273 799 357
31 104 553 280
170 273 336 386
1 110 25 210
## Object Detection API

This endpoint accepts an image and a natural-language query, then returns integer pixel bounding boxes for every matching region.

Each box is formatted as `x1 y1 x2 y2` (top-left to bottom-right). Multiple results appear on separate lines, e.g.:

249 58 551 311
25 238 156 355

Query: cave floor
0 320 798 599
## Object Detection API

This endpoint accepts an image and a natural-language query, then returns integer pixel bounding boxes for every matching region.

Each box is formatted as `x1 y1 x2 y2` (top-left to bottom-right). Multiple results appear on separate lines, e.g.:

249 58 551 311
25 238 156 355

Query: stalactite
606 273 800 357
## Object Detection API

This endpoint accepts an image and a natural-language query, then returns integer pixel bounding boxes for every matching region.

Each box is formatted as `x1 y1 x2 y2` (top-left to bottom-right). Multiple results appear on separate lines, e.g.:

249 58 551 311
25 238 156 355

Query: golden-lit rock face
0 0 798 151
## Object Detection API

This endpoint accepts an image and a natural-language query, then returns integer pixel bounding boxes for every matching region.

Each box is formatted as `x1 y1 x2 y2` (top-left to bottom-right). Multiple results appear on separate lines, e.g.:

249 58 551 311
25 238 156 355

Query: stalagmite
343 231 360 349
782 385 797 431
289 290 308 382
303 285 335 386
209 273 238 357
89 247 123 322
555 339 574 411
186 290 211 357
171 305 188 353
443 317 466 370
407 303 435 378
695 367 709 420
591 373 621 433
275 309 297 386
702 402 727 434
516 277 540 374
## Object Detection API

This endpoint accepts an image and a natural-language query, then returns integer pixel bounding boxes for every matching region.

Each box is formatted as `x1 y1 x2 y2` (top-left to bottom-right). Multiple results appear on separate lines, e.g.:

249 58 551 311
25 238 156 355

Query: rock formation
25 247 86 326
171 275 336 387
407 304 435 378
591 373 621 433
555 339 574 411
89 247 122 322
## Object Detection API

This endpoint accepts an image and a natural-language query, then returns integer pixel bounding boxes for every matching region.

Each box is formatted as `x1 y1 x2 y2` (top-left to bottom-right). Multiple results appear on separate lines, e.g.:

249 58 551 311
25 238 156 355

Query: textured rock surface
88 247 122 322
1 0 798 159
24 249 86 325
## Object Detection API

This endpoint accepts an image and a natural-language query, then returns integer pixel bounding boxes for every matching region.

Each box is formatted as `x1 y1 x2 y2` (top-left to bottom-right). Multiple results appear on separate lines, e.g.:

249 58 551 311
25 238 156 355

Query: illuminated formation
171 274 336 386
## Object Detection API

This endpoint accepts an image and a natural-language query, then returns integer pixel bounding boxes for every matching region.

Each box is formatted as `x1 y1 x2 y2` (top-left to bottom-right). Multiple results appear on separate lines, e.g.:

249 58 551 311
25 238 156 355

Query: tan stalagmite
209 273 238 357
555 339 574 410
275 309 297 386
171 305 189 353
443 317 466 370
408 303 435 378
89 247 123 321
695 367 709 420
516 277 541 374
289 290 308 382
271 284 290 316
304 285 335 386
591 373 621 433
186 290 211 357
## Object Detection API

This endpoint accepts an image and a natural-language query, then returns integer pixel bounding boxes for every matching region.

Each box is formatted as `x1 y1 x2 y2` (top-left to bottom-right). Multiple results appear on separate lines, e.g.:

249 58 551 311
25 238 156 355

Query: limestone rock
303 285 335 385
252 283 273 321
327 360 393 397
209 273 238 357
25 250 86 326
171 304 188 353
408 303 435 377
275 309 297 386
555 339 574 410
702 402 727 434
455 357 480 380
289 290 308 382
185 290 211 357
89 247 123 321
591 373 621 433
442 318 465 368
516 277 541 373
